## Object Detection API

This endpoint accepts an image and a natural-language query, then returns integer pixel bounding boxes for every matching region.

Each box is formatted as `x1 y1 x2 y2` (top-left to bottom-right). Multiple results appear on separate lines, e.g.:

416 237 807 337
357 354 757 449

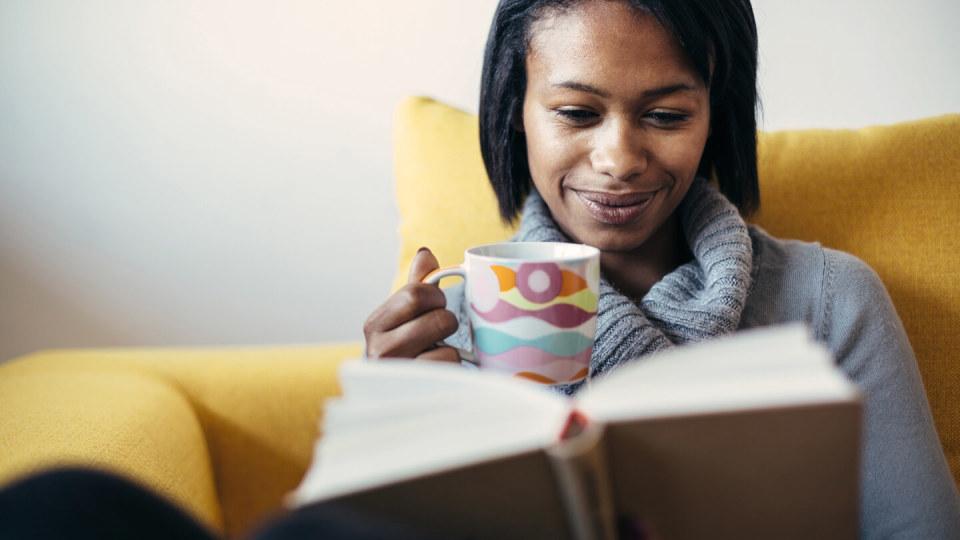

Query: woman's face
522 0 711 252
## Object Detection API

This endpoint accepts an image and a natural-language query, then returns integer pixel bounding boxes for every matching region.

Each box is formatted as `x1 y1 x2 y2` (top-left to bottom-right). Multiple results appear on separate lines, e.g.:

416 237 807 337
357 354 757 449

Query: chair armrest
0 342 362 538
0 367 223 532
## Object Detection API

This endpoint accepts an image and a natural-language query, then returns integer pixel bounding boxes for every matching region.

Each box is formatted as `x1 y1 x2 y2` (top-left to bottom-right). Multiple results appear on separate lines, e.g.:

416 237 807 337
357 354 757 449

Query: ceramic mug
424 242 600 386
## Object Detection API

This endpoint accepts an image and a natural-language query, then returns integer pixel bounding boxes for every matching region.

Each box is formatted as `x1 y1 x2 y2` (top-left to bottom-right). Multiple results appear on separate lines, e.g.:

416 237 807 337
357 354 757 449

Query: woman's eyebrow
551 80 697 99
551 81 611 97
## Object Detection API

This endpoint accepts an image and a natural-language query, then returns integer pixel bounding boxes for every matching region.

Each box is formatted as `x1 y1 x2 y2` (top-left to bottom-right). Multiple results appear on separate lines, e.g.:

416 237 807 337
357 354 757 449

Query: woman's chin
565 224 652 253
590 237 651 253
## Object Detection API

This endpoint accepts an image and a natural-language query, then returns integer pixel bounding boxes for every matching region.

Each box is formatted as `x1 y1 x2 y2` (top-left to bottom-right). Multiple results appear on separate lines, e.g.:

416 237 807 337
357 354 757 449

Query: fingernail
416 246 429 254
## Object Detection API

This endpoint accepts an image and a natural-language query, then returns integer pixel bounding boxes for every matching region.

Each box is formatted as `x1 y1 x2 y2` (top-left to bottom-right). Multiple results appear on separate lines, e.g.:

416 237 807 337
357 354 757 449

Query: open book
291 325 862 540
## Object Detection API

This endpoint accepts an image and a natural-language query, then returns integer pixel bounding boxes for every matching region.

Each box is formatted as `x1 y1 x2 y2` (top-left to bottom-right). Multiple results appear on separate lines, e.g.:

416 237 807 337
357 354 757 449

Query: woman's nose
589 119 648 181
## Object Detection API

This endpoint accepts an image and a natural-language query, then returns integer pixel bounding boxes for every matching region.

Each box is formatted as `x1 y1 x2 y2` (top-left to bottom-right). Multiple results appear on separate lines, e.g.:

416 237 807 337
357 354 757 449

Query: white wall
754 0 960 130
2 0 958 361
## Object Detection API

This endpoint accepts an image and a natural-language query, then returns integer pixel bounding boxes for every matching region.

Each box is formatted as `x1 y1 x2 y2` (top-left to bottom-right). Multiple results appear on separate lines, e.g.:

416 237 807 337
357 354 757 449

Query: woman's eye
555 108 598 124
645 111 689 127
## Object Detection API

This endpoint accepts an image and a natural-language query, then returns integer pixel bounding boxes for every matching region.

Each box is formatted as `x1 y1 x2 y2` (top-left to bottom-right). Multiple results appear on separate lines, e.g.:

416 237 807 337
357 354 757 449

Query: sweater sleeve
441 282 473 356
819 248 960 539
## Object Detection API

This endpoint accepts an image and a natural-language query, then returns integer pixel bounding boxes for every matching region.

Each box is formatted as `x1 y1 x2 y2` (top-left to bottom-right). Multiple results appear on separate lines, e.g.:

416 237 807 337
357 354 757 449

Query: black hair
479 0 760 223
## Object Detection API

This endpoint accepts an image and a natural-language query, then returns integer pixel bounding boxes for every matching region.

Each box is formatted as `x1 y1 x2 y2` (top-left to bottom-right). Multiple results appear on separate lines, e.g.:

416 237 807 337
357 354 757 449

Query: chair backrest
392 96 960 485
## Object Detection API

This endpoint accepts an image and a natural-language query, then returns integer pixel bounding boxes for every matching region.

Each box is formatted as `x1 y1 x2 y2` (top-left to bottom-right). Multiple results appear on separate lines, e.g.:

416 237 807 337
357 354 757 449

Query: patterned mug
424 242 600 386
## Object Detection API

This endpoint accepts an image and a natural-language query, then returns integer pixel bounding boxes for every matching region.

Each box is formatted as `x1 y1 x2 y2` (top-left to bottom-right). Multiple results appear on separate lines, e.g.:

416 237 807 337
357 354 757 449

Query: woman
363 0 960 538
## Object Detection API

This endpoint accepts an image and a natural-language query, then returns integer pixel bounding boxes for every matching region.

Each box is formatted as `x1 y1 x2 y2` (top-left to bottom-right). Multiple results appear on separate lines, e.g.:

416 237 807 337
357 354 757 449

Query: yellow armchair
1 97 957 538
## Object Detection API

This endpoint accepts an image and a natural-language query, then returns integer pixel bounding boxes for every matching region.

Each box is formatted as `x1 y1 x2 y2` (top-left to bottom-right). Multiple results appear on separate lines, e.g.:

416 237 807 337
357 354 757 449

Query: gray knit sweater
442 182 960 538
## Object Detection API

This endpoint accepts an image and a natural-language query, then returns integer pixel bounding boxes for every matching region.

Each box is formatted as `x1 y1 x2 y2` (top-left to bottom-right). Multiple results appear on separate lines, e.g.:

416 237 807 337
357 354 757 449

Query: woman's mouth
573 189 655 225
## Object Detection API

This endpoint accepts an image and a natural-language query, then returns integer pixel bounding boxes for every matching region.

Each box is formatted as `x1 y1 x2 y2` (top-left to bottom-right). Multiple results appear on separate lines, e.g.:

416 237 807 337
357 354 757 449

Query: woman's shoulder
749 225 882 284
749 225 879 278
744 226 888 339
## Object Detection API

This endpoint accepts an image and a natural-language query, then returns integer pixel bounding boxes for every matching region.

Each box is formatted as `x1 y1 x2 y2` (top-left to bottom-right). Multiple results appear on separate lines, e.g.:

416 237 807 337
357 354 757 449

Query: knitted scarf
498 178 754 394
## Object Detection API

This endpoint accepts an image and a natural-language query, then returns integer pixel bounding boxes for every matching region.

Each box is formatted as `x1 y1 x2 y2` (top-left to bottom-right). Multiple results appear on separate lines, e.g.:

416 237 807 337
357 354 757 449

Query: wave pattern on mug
499 288 598 312
514 368 590 385
470 300 594 328
477 347 592 383
472 318 596 340
474 327 593 356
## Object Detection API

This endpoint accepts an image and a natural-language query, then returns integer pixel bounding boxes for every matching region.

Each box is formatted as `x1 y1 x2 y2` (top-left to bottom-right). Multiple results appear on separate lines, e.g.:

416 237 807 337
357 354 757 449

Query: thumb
407 247 440 284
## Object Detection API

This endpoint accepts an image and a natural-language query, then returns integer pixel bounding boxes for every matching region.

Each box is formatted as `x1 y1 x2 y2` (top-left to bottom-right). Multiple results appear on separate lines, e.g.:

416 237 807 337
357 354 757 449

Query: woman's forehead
526 1 701 91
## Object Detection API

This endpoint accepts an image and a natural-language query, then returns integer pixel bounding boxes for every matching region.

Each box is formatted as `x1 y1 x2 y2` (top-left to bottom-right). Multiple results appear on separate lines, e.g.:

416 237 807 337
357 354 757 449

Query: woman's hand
362 247 461 362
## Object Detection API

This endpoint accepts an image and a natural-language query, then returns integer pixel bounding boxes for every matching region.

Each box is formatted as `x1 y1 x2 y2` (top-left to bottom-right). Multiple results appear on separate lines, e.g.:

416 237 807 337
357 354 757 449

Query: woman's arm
821 249 960 539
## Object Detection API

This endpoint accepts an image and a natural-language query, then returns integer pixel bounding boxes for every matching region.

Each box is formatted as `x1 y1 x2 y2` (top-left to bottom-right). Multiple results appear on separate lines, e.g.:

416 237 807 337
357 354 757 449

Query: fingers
363 246 461 361
364 282 447 335
363 246 446 335
415 346 461 363
365 307 459 359
408 247 440 284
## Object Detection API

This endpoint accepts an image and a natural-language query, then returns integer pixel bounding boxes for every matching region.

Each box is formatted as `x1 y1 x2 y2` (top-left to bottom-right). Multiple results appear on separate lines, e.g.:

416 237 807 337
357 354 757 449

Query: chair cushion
0 367 222 531
0 343 362 538
391 96 960 484
392 96 515 292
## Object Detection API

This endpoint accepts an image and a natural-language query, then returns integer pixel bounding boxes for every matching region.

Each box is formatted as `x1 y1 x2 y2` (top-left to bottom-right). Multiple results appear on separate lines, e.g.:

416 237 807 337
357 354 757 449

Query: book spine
546 417 616 540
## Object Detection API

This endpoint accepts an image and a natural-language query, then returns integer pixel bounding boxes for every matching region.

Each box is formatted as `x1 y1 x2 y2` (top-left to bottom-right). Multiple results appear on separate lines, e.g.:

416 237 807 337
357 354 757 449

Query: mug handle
422 265 476 366
422 265 466 285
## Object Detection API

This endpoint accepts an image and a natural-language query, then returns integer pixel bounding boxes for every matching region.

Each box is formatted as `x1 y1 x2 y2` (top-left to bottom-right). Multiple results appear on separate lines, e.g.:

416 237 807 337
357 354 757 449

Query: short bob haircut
479 0 760 223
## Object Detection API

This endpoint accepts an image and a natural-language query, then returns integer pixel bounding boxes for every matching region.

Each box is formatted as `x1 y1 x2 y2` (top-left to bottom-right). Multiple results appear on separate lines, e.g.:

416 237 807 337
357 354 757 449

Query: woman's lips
573 189 654 225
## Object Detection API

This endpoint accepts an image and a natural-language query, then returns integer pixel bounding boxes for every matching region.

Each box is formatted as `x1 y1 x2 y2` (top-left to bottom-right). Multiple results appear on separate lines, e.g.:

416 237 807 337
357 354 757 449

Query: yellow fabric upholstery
392 96 960 485
0 368 221 530
392 96 515 292
0 344 361 538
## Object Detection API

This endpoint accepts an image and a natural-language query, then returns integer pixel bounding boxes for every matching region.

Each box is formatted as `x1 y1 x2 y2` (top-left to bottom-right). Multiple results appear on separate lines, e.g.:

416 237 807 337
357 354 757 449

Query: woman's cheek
528 129 576 192
659 131 708 180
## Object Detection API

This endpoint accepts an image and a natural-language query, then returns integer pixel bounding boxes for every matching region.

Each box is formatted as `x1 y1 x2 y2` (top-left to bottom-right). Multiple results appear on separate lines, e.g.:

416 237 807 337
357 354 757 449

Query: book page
576 324 859 422
291 359 571 505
